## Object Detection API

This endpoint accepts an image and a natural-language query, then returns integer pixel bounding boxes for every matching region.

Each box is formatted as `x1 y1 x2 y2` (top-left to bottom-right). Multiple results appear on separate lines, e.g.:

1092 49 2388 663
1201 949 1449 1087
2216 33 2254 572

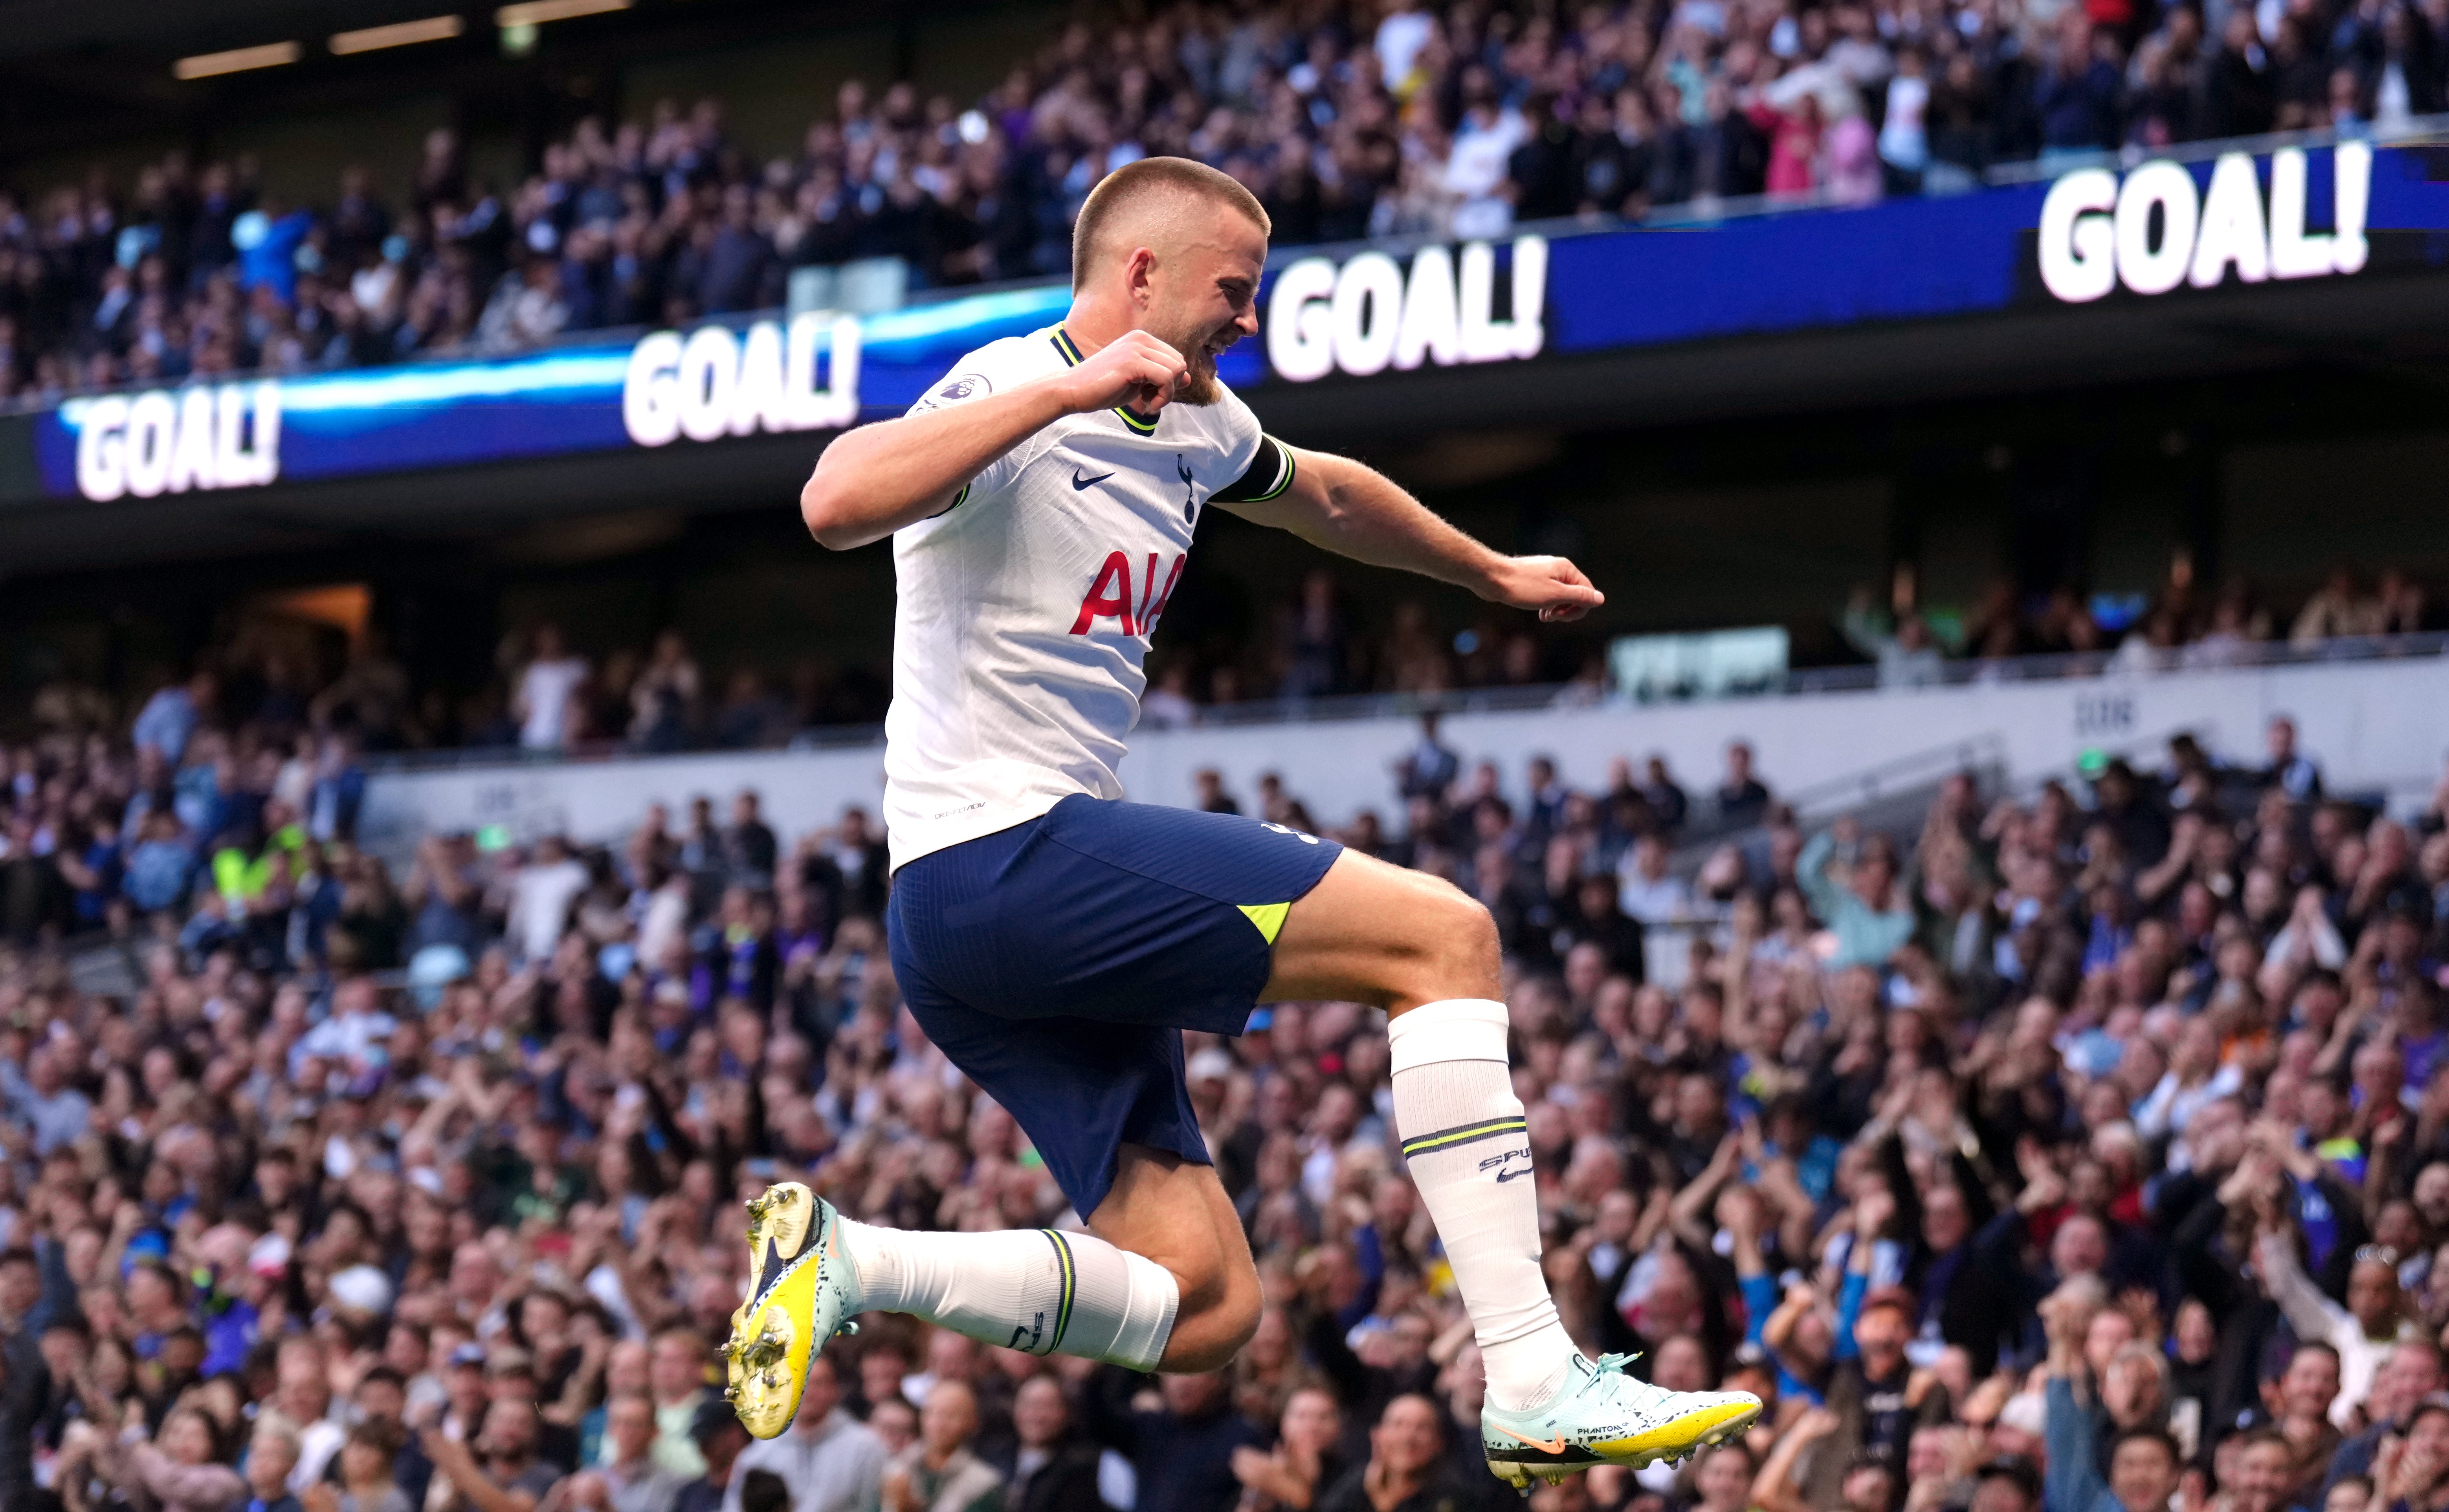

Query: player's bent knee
1158 1268 1262 1372
1449 892 1503 974
1398 881 1501 1003
1216 1281 1264 1355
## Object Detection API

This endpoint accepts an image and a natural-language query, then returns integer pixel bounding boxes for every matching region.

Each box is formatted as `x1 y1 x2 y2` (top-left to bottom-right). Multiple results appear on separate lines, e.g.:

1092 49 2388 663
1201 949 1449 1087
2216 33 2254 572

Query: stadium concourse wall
355 652 2449 861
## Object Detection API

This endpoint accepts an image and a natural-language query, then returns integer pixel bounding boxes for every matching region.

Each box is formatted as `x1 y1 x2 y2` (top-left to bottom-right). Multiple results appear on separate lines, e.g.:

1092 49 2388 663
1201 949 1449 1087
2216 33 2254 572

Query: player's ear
1127 245 1159 306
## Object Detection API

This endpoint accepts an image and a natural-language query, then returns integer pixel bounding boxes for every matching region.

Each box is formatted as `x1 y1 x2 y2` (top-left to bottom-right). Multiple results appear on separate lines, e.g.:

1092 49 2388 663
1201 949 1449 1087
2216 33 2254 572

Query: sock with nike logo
1389 998 1578 1414
835 1218 1178 1370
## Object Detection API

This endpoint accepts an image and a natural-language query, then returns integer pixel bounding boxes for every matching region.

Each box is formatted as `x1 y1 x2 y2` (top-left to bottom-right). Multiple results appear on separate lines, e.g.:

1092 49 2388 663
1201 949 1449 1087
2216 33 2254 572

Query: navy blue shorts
887 794 1343 1217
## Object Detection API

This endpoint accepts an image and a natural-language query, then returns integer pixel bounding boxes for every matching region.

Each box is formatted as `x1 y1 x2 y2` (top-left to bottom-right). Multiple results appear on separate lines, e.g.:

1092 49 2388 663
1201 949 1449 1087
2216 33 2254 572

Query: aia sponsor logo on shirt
1069 551 1185 638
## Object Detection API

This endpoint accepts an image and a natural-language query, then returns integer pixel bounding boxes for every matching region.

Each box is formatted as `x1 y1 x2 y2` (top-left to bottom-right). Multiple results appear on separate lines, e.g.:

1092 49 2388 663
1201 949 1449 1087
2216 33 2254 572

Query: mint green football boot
1482 1353 1761 1492
723 1185 864 1439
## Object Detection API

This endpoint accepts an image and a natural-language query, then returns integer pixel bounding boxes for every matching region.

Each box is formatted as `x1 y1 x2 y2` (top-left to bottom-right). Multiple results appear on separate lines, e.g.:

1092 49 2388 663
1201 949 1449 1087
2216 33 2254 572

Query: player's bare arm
797 330 1192 550
1217 445 1605 623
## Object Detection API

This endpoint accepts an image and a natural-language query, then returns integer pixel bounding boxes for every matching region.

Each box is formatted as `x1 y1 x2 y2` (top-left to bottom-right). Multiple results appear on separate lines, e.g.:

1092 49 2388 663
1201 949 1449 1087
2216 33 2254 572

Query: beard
1176 348 1221 406
1148 317 1229 406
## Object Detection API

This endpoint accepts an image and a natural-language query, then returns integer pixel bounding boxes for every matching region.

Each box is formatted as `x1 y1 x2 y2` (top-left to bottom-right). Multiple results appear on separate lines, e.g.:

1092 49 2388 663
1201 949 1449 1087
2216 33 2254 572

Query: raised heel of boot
743 1184 816 1272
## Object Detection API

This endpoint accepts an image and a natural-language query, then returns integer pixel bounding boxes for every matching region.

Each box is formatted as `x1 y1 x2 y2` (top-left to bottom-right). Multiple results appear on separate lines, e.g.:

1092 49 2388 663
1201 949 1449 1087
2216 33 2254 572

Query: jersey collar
1050 326 1161 436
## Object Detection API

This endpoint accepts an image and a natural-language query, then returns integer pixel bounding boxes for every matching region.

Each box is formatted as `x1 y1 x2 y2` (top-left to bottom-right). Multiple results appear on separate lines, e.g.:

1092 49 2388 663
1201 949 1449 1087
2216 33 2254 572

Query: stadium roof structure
0 0 893 165
0 0 351 59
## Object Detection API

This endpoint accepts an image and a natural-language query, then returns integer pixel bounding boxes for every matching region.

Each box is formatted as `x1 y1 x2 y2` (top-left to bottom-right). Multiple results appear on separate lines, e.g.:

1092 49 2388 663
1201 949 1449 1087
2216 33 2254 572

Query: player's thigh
1260 847 1501 1012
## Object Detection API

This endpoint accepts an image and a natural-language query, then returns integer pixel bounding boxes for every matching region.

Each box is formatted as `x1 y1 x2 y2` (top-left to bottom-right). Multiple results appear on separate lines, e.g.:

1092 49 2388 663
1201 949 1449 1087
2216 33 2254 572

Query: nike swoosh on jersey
1072 470 1115 490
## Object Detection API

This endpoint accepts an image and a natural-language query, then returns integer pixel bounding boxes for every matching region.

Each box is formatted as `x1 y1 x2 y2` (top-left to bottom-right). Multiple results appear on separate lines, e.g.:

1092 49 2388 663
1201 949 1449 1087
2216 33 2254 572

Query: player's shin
1388 998 1578 1413
837 1217 1179 1369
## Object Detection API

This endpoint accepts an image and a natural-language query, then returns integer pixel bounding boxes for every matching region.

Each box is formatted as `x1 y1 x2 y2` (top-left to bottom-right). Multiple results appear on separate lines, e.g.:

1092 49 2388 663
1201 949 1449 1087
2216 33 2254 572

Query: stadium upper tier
3 125 2442 552
6 0 2449 406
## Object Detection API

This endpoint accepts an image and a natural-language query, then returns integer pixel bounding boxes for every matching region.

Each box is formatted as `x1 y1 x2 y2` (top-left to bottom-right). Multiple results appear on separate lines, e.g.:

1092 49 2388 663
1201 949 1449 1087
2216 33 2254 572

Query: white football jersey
881 325 1296 870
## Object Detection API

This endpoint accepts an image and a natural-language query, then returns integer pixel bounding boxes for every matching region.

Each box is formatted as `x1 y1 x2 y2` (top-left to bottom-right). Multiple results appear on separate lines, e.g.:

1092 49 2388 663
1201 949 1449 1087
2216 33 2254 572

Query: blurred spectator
1617 835 1692 924
603 1391 693 1512
1639 757 1688 835
1195 769 1243 816
132 672 215 767
1715 741 1773 826
1228 1385 1345 1512
1842 578 1948 689
1797 819 1915 968
2266 716 2324 802
509 836 592 966
631 634 704 752
881 1382 1002 1512
517 626 591 754
421 1398 564 1512
729 1355 887 1512
1313 1396 1462 1512
60 1407 246 1512
1142 666 1200 731
2294 565 2385 646
1084 1368 1264 1512
676 1399 752 1512
248 1423 306 1512
310 1420 415 1512
1396 714 1460 801
649 1330 715 1475
996 1376 1103 1512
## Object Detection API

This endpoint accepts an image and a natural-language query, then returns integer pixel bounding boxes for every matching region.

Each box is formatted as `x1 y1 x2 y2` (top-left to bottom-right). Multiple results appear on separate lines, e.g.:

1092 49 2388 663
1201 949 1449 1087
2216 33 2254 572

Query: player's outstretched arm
799 331 1192 550
1216 445 1604 622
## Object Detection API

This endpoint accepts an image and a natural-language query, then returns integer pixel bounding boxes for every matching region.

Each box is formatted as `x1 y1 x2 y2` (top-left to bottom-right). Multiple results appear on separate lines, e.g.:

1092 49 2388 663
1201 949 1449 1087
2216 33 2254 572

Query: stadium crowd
6 625 2449 1512
7 0 2449 403
1836 561 2436 689
2 557 2434 765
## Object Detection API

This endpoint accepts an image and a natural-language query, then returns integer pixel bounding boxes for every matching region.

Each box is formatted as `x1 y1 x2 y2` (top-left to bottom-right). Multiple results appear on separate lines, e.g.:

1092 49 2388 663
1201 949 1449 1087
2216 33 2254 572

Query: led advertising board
20 138 2445 506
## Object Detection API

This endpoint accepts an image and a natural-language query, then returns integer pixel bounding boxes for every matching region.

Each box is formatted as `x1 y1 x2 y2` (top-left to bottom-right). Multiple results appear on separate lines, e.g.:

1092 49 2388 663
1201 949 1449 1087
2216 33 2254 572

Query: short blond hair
1071 157 1270 290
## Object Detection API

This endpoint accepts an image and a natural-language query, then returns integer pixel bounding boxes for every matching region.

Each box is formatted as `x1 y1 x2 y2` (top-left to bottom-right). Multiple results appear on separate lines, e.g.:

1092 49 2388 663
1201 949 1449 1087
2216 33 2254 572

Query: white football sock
835 1218 1178 1371
1389 997 1578 1413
